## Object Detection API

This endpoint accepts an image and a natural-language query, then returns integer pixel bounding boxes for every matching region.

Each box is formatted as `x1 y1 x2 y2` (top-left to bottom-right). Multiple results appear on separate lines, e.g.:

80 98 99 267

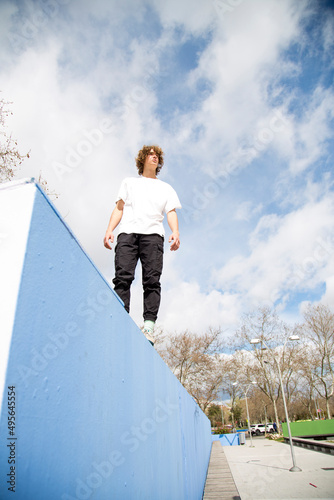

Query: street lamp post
233 381 256 448
250 336 302 472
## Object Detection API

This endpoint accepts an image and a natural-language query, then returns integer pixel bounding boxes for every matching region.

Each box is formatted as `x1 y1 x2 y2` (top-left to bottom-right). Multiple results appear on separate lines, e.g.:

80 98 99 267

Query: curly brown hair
135 145 164 175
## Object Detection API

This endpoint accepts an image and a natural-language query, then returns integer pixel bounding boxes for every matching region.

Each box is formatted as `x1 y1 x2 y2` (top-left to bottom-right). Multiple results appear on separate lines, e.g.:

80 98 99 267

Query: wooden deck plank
203 441 241 500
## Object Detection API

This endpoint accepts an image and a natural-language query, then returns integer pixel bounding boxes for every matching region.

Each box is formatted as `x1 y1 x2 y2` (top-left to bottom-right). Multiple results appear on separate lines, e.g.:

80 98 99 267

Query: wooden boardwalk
203 441 241 500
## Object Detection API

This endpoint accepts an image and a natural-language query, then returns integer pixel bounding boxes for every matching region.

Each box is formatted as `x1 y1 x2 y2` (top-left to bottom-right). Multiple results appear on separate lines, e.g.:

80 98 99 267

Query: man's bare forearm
167 209 180 251
103 200 124 249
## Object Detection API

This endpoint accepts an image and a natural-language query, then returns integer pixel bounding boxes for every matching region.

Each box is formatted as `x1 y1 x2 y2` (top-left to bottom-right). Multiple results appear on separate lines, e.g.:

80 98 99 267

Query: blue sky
1 0 334 336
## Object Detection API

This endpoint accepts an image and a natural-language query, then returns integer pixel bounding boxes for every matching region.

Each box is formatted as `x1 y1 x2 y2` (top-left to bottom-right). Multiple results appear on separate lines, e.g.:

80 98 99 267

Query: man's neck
142 170 157 179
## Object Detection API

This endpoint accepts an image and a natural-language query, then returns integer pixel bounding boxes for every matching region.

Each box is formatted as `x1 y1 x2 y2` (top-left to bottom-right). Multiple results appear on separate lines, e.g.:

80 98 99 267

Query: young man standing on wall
103 145 181 345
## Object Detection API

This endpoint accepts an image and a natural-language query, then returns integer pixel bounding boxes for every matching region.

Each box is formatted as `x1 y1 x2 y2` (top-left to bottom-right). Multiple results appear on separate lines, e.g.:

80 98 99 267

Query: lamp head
250 338 261 344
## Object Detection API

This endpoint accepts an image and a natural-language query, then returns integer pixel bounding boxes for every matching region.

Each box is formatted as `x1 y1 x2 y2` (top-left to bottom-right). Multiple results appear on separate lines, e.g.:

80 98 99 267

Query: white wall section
0 179 36 413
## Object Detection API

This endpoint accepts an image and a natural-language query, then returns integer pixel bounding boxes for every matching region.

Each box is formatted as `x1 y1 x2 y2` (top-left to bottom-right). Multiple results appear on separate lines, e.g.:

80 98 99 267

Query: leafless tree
158 305 334 425
234 307 302 427
0 97 29 182
297 304 334 419
157 328 224 411
0 95 57 198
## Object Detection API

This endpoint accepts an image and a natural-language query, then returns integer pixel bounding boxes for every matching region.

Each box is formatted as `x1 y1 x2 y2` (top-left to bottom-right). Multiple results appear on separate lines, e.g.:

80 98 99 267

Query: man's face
144 149 159 169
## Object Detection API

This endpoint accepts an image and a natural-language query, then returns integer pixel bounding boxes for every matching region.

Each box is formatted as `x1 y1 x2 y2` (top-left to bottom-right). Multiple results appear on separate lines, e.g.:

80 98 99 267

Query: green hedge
282 419 334 437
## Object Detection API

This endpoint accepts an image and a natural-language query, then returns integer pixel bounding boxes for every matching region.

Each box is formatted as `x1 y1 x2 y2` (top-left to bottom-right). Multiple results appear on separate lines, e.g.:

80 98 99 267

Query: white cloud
158 280 240 334
177 0 305 165
213 194 334 310
322 275 334 306
151 0 214 33
288 87 334 174
234 201 263 222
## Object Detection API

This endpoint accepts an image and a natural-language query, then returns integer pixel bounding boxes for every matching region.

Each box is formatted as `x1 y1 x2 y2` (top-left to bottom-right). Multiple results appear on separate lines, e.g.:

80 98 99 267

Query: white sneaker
143 328 155 346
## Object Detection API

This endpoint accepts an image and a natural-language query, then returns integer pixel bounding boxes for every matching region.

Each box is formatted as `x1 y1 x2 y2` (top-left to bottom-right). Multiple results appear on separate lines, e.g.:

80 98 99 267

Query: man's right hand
103 200 124 250
103 231 114 250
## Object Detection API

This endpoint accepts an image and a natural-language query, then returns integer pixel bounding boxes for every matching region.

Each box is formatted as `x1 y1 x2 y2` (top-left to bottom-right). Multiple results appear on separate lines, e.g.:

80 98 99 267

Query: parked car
250 424 266 435
250 423 276 435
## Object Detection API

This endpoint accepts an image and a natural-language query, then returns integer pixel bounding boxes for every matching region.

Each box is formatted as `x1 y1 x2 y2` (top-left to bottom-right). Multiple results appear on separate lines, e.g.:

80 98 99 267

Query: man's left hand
169 232 180 251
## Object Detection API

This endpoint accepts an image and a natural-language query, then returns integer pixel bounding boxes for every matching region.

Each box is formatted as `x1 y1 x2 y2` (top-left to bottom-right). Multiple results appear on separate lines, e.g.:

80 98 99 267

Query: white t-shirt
116 176 181 237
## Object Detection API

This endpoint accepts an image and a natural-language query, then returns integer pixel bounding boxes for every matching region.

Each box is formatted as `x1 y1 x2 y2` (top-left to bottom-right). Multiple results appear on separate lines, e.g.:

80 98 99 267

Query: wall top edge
0 177 36 192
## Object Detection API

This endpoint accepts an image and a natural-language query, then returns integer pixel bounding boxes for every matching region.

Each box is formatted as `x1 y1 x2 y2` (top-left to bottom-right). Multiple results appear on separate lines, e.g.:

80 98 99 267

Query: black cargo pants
113 233 164 321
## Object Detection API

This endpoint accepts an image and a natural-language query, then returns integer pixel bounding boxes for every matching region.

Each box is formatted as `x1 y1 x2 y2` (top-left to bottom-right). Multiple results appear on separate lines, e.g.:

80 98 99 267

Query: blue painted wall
212 433 240 446
0 183 212 500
